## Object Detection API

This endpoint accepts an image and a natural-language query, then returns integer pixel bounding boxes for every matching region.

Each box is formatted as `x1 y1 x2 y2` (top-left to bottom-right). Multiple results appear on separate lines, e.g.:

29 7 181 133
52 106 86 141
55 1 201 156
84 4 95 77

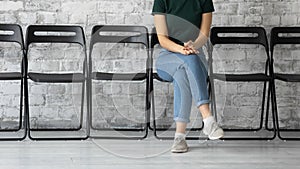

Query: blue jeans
156 48 210 123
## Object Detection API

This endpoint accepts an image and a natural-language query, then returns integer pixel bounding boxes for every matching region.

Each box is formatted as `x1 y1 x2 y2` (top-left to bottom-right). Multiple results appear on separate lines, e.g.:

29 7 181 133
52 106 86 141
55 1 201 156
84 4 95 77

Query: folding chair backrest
26 25 86 74
90 25 149 49
26 25 85 47
210 27 269 52
270 27 300 52
0 24 24 49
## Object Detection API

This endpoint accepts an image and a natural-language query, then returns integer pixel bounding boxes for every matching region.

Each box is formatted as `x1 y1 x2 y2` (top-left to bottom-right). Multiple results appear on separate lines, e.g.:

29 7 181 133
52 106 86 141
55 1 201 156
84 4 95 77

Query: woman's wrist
193 33 209 49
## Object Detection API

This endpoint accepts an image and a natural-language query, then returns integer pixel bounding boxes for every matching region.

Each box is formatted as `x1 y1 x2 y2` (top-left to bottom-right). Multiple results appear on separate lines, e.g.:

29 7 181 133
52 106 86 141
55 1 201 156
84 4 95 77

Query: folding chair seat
270 27 300 140
28 73 85 83
209 27 277 140
213 73 271 82
149 28 205 140
25 25 88 140
0 24 26 141
88 25 150 139
274 74 300 82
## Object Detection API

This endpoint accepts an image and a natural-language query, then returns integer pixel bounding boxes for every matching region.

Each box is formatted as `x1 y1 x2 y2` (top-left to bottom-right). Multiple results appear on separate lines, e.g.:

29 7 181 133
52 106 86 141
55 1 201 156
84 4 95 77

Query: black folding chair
270 27 300 141
88 25 150 139
25 25 88 140
0 24 27 141
150 28 205 140
209 27 277 140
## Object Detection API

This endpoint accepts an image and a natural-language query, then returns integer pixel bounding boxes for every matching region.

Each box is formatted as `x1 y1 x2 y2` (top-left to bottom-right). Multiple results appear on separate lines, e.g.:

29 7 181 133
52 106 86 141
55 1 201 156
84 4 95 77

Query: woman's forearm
158 35 185 53
192 12 213 49
192 32 208 49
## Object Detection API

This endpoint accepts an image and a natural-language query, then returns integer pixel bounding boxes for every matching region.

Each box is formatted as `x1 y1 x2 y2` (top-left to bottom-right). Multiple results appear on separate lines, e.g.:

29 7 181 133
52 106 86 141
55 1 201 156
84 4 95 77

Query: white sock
203 116 214 128
175 132 186 139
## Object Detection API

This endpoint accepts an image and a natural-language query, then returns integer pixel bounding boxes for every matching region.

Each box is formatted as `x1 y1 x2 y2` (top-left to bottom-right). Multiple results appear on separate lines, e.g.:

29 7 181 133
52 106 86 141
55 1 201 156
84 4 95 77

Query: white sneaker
203 119 224 140
171 137 189 153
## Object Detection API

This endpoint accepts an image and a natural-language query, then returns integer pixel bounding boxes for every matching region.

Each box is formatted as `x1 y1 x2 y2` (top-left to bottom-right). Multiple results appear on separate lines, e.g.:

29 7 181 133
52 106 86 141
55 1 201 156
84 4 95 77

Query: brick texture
0 0 300 129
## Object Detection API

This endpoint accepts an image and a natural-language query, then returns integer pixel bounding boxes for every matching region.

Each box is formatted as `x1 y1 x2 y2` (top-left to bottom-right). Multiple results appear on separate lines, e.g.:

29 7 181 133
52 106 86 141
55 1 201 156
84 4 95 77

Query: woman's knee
184 55 208 76
185 54 201 65
156 68 173 82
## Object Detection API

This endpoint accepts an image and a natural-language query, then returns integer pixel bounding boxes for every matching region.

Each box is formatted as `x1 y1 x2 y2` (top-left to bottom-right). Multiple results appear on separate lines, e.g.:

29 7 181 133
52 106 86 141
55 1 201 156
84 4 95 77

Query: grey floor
0 137 300 169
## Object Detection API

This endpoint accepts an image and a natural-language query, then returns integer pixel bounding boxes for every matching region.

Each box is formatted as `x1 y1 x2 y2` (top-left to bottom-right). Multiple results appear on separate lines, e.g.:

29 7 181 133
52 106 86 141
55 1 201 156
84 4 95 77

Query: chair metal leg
212 80 276 141
89 81 149 140
0 79 27 141
150 80 203 140
148 71 156 132
272 80 300 141
27 81 88 141
1 78 24 132
265 82 276 132
209 77 218 120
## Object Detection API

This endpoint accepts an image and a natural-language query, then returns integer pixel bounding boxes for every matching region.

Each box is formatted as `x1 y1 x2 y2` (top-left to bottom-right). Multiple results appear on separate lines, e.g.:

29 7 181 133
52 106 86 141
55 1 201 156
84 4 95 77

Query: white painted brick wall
0 0 300 129
0 1 23 11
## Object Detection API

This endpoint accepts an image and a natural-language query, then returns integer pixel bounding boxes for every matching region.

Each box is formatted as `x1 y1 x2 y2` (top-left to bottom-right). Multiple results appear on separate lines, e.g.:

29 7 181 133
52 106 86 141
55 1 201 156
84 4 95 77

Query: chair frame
0 24 27 141
24 25 89 140
270 27 300 141
88 25 150 139
209 26 277 140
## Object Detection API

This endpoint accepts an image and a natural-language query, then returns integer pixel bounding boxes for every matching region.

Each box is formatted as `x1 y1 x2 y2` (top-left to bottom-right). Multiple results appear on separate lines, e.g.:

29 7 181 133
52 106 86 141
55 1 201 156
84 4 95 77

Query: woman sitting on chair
152 0 224 153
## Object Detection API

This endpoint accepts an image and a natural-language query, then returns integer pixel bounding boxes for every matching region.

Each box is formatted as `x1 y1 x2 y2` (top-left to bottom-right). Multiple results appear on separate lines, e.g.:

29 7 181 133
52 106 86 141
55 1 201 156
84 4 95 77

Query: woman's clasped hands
181 40 199 55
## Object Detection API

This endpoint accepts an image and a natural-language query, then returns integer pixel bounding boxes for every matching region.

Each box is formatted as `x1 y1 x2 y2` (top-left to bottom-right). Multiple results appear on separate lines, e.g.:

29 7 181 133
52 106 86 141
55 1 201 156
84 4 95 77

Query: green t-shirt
152 0 215 45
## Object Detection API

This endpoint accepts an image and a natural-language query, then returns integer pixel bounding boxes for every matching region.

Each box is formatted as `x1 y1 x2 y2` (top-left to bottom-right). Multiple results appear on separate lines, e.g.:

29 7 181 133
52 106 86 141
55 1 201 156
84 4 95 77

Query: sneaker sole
171 148 188 153
208 132 224 140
